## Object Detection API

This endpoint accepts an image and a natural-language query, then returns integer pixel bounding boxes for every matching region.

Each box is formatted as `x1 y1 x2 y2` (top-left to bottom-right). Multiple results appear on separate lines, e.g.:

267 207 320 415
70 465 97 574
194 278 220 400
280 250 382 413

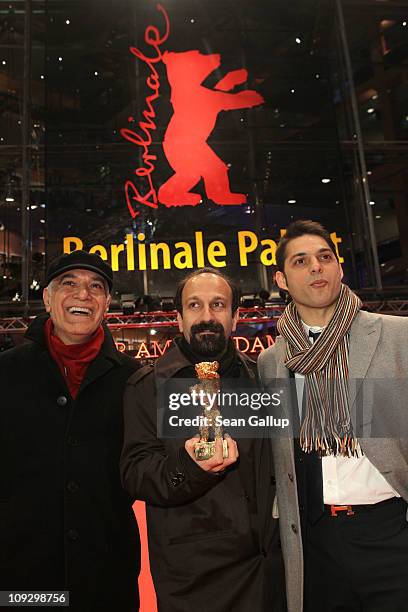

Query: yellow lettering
111 243 125 272
237 231 258 266
137 233 147 271
150 242 171 270
207 241 226 267
260 239 277 266
63 236 83 253
89 245 108 260
174 242 193 269
330 232 344 264
195 231 205 268
126 234 135 271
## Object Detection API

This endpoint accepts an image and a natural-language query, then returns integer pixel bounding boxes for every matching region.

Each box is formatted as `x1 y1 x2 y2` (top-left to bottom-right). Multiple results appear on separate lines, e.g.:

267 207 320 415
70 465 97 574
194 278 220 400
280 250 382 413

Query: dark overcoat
0 315 140 611
121 342 286 612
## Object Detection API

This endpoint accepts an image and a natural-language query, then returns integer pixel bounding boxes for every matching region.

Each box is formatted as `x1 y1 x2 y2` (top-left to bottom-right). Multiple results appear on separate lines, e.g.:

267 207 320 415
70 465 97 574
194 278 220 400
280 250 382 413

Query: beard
189 320 227 357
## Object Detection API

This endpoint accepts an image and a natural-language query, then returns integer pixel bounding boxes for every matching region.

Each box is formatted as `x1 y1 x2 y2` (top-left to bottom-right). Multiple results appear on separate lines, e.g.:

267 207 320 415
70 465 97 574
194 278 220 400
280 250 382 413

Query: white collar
301 321 325 335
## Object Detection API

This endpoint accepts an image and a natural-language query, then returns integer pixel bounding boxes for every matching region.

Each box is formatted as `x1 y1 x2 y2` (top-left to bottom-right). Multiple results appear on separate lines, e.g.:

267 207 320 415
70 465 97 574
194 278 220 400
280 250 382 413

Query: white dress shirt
294 322 399 505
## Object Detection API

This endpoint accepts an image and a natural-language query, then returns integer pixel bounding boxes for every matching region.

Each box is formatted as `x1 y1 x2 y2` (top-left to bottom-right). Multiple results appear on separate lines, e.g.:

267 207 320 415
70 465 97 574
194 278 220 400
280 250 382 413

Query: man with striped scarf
258 220 408 612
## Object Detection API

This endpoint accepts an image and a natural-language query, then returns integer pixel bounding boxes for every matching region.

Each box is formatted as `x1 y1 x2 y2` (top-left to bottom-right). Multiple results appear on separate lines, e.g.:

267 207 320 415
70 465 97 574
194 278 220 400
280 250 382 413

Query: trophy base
194 439 228 461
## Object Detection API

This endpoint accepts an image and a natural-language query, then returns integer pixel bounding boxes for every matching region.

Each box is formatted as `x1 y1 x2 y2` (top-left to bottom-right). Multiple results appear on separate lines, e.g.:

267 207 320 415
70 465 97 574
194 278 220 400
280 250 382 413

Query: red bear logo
158 50 264 206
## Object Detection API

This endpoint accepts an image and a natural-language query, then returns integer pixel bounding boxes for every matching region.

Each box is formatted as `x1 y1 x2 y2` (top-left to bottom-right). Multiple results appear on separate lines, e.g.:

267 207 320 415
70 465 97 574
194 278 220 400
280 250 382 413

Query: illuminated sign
116 335 275 359
63 229 344 272
121 4 264 218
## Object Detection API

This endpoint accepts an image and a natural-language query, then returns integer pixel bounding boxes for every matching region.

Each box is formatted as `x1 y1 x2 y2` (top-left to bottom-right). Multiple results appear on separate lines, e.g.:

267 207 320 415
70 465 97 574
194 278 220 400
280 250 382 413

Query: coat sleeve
120 372 224 507
257 345 276 388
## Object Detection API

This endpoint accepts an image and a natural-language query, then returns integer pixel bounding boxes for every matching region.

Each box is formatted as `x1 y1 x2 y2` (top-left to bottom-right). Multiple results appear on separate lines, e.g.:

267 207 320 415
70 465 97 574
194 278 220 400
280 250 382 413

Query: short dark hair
175 267 240 315
275 220 338 272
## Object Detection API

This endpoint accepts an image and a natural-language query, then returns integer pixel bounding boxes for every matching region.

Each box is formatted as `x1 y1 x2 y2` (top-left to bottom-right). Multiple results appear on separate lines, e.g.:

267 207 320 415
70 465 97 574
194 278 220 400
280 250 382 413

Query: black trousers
304 498 408 612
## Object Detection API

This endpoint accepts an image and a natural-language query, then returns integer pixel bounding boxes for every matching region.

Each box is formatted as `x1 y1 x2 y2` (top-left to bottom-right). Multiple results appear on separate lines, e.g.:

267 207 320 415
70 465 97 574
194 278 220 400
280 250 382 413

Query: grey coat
257 309 408 612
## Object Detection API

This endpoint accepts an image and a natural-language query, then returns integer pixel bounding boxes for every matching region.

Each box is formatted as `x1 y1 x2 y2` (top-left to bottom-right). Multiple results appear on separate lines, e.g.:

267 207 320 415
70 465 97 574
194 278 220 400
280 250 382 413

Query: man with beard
121 268 286 612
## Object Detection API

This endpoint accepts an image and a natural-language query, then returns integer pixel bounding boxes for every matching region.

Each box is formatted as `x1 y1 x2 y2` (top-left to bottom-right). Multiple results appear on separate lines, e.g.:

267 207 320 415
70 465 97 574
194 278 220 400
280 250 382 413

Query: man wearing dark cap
0 251 140 611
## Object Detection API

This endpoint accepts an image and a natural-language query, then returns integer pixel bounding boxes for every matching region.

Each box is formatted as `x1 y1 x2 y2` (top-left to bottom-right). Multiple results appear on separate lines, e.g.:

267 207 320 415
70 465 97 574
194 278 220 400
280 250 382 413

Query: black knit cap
45 250 113 292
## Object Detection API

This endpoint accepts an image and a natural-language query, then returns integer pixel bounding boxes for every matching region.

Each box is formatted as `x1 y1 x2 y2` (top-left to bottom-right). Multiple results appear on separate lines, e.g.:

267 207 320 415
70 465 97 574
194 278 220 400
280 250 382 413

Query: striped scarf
277 284 362 456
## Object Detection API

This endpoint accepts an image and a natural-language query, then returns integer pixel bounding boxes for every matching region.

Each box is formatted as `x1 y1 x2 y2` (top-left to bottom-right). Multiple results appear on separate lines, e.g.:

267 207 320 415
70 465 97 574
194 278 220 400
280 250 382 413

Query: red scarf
44 318 104 399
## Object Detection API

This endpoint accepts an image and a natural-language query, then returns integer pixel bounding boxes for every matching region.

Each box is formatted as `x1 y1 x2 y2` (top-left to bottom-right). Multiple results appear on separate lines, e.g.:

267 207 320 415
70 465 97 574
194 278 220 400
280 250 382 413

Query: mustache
190 321 224 336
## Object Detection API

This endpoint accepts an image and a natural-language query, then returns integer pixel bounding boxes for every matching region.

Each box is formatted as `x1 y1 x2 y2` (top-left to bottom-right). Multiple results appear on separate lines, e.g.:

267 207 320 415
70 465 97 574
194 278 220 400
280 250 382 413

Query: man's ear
231 308 239 333
275 270 289 292
339 264 344 282
43 287 51 313
177 311 183 333
105 294 112 312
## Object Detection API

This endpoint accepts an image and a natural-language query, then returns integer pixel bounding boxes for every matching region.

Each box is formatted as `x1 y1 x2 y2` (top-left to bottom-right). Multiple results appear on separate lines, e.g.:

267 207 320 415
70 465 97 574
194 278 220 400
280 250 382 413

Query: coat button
288 473 294 482
66 481 79 494
170 471 185 487
67 529 79 541
57 395 68 407
291 524 298 534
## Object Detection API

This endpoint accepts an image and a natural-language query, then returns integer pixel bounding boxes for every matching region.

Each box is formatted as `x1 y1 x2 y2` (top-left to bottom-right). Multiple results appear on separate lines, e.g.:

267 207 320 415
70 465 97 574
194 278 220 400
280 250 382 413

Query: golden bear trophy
193 361 229 461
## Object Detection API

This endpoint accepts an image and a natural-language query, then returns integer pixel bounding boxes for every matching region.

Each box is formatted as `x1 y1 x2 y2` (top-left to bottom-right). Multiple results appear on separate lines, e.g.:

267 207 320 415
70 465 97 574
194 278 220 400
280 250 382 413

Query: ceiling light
2 60 6 66
5 196 14 202
290 88 295 93
403 21 407 26
94 71 99 76
40 75 44 79
321 178 331 184
295 37 301 44
367 170 372 175
58 56 63 62
375 215 381 219
65 19 70 24
369 201 375 205
372 93 378 100
288 199 296 204
367 107 375 114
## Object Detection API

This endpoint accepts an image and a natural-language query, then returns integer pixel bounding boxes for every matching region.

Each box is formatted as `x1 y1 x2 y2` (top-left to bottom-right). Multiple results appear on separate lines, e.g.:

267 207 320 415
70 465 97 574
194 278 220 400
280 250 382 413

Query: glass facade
0 0 407 312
